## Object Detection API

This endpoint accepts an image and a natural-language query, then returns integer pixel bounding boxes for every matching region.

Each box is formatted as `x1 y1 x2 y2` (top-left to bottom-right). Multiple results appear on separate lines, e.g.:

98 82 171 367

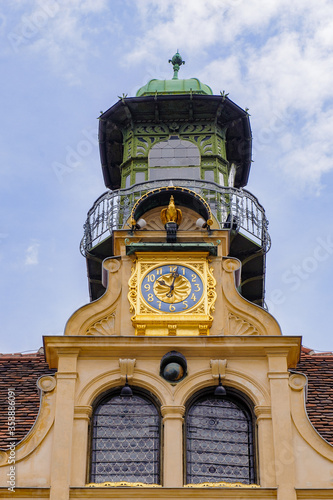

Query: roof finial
169 50 185 80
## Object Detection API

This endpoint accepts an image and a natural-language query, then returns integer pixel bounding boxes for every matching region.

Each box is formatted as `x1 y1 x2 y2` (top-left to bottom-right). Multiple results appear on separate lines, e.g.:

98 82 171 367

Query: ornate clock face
141 264 204 313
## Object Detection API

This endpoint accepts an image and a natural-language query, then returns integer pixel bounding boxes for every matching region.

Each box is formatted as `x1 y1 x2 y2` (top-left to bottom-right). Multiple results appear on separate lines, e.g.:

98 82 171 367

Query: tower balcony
81 179 270 307
81 179 269 255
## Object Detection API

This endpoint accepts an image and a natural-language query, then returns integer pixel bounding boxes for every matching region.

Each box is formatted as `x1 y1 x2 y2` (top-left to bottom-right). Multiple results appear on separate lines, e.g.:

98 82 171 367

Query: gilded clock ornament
141 264 203 312
128 252 216 336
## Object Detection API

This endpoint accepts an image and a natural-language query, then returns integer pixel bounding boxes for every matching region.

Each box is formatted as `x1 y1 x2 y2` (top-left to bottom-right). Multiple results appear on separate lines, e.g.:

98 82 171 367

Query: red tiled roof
0 349 56 448
297 346 333 444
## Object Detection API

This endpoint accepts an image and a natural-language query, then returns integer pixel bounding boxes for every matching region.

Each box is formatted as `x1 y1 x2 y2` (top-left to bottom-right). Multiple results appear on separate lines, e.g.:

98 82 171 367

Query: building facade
1 52 333 500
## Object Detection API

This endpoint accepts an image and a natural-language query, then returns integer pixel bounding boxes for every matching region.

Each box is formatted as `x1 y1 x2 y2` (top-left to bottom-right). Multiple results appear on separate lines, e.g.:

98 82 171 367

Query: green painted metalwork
169 50 185 79
80 179 270 257
136 51 212 97
120 121 229 189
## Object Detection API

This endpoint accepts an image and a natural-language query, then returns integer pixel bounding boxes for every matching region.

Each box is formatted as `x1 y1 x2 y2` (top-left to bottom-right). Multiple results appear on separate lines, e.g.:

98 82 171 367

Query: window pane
186 396 254 484
149 138 200 167
91 394 160 484
149 166 200 181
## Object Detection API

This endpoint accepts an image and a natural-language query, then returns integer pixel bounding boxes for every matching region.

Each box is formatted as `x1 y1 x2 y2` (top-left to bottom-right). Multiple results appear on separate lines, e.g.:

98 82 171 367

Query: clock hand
166 268 179 297
157 279 168 286
171 267 179 280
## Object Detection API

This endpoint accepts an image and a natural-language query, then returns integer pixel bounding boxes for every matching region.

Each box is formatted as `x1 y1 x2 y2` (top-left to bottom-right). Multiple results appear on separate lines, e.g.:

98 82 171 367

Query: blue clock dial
141 265 203 313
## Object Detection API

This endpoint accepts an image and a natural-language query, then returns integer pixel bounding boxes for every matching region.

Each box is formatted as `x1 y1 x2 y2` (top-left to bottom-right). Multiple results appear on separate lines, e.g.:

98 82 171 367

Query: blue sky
1 0 333 354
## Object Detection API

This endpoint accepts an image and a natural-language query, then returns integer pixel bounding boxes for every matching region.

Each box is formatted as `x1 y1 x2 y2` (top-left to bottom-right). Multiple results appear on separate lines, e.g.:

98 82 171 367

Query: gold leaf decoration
128 262 138 314
192 262 204 274
87 481 161 488
140 263 152 274
207 265 217 316
184 482 259 488
139 303 151 314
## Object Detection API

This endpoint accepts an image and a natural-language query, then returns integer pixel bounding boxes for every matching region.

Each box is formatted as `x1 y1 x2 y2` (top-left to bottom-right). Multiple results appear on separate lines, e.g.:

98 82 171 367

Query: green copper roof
136 51 213 97
136 77 213 96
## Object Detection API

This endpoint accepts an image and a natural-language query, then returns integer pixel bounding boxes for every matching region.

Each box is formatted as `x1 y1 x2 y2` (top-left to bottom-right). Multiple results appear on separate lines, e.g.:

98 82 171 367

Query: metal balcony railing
80 179 270 256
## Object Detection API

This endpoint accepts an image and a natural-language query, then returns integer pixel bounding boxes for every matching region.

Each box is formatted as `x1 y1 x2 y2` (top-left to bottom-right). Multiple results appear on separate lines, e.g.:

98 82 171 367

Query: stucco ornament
86 312 116 336
37 375 56 392
103 258 121 273
221 256 282 336
228 312 260 336
289 372 307 391
222 258 241 273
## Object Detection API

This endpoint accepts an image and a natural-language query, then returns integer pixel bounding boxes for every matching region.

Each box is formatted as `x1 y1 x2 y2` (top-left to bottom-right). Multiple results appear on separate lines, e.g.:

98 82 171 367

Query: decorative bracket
210 359 227 380
167 324 177 336
119 359 136 382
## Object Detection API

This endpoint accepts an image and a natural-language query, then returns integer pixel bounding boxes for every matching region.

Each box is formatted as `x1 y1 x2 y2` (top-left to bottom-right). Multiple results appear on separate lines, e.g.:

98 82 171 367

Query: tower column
161 405 185 487
71 406 92 486
254 405 276 487
50 350 79 500
266 351 297 500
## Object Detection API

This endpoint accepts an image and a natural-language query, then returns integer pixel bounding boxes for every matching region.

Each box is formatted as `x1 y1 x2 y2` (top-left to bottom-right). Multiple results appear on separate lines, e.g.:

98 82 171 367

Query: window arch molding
184 386 257 486
76 368 171 408
89 386 162 485
174 368 269 409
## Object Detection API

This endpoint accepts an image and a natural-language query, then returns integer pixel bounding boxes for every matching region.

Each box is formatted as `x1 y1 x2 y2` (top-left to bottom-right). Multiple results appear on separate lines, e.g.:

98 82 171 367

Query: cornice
296 489 333 499
44 335 301 369
0 489 50 498
70 486 278 498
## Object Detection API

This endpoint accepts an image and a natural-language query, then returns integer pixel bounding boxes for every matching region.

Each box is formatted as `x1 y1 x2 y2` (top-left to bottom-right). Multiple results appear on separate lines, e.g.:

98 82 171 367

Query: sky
0 0 333 354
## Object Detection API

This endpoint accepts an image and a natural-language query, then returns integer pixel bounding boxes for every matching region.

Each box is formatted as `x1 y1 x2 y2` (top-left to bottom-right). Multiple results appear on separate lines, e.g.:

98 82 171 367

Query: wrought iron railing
80 179 270 256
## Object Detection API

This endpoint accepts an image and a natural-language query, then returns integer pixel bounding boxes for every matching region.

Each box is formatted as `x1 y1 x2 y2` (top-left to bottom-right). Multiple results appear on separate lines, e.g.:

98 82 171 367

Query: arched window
186 390 255 485
90 389 160 484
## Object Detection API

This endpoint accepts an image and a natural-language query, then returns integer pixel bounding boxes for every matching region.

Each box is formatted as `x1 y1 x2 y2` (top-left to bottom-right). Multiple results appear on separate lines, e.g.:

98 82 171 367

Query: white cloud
276 108 333 192
124 0 289 64
25 241 40 266
3 0 110 84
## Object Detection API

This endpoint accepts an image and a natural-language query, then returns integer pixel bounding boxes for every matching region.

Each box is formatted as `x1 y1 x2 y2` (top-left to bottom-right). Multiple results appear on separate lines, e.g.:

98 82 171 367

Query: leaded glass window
186 394 255 484
91 392 160 484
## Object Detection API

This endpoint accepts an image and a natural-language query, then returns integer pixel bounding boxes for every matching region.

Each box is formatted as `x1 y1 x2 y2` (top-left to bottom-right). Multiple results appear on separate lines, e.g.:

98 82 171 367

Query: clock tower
82 51 269 311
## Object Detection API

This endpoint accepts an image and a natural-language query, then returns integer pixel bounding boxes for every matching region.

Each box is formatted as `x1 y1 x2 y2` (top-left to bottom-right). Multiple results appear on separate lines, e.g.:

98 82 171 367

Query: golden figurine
160 195 182 226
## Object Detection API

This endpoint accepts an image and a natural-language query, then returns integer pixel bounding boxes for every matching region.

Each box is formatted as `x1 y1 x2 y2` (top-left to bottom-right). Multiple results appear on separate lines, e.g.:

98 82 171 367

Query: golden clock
141 264 203 312
128 252 216 336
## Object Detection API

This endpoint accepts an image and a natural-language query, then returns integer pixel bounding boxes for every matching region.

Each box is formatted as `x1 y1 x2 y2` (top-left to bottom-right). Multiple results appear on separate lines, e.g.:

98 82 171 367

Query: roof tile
0 351 56 448
297 349 333 444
